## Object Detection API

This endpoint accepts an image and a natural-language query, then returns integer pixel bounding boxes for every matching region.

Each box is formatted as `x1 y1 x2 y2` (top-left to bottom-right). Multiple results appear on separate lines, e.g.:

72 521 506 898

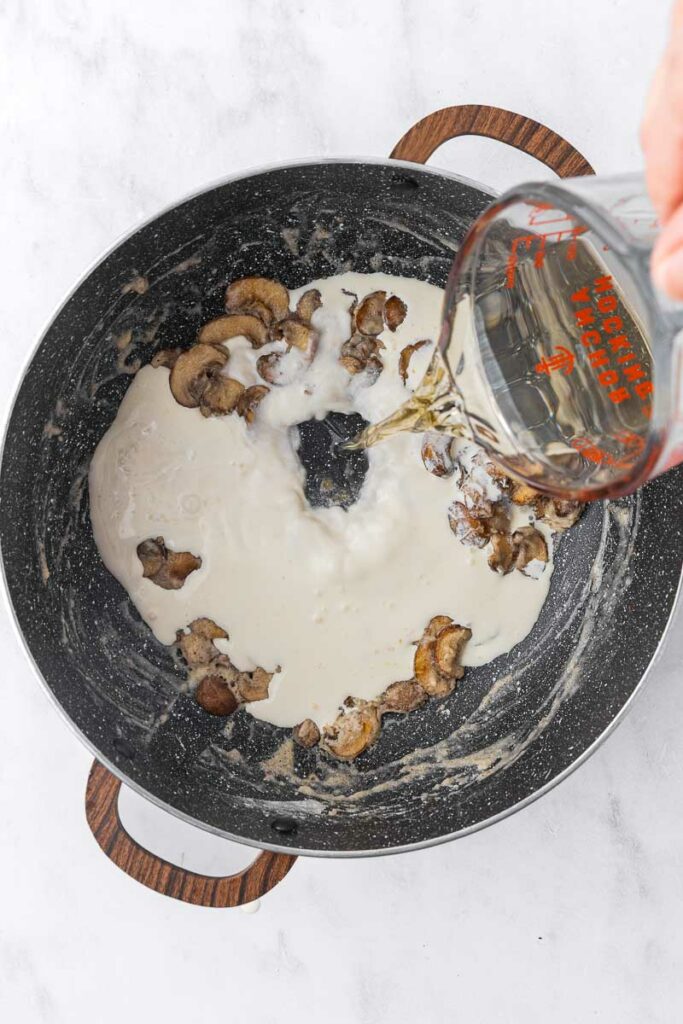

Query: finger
642 55 683 222
651 201 683 298
643 0 683 220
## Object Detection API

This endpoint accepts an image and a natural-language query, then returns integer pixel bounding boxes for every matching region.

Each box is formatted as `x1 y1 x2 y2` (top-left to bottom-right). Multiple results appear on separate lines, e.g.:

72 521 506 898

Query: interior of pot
2 161 682 855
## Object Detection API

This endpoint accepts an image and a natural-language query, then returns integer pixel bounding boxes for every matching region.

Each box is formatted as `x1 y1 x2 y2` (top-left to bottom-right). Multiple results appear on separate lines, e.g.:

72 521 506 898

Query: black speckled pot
1 158 682 858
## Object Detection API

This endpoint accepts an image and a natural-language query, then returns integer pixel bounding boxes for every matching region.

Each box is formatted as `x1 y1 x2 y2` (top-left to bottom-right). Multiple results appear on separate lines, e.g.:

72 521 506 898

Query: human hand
643 0 683 298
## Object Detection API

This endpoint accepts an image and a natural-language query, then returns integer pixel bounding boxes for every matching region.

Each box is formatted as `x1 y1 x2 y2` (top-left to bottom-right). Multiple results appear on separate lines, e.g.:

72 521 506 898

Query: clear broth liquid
349 228 654 496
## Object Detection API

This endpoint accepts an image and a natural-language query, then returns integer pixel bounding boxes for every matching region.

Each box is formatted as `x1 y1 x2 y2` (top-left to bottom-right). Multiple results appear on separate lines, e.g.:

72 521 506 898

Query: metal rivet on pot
270 817 298 835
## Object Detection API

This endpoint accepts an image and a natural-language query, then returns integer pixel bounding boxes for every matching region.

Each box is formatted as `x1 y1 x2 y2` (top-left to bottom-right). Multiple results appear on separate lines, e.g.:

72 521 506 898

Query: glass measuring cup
440 173 683 500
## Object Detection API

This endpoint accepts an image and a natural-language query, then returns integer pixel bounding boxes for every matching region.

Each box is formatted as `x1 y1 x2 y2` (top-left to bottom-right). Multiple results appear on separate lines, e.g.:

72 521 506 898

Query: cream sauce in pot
89 273 552 728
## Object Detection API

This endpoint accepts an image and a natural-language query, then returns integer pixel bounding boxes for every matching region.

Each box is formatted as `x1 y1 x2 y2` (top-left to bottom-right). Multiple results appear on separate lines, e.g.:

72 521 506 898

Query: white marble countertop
1 1 682 1021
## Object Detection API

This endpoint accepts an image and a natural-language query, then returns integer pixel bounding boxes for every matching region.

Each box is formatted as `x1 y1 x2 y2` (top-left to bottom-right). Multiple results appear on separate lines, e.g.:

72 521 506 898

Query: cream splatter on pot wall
89 272 554 730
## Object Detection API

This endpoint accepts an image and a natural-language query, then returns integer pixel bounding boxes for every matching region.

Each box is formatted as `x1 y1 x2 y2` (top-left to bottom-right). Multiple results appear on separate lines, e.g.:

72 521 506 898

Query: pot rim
1 156 680 858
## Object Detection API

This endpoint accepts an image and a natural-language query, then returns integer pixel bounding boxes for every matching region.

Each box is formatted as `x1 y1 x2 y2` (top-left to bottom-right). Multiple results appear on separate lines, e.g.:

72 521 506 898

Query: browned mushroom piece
488 532 515 574
434 623 472 678
137 537 165 578
236 667 273 703
225 277 290 325
195 674 238 716
342 334 382 360
414 615 454 697
414 615 470 698
169 344 228 408
292 718 321 748
384 295 408 332
198 313 268 348
488 463 512 488
398 339 429 384
512 525 549 573
136 537 201 590
339 354 364 375
380 679 427 714
210 654 244 679
339 333 384 378
482 499 511 534
466 488 510 528
269 317 317 353
250 300 276 324
473 453 512 492
414 636 453 698
423 614 454 639
510 481 543 506
151 347 181 369
237 384 270 423
447 496 509 548
256 352 285 385
354 291 387 336
535 497 584 531
295 288 322 322
421 433 455 477
176 630 216 667
448 502 488 548
189 618 228 640
321 702 381 760
199 376 245 417
176 618 229 666
257 348 312 386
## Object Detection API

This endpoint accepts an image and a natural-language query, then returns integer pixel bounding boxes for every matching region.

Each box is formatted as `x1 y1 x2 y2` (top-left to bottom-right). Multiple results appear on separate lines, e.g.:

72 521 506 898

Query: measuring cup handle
85 760 297 907
391 105 594 178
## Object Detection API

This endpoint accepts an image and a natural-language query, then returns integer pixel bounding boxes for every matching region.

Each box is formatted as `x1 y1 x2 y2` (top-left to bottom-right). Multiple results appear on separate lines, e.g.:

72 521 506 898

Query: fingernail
652 246 683 298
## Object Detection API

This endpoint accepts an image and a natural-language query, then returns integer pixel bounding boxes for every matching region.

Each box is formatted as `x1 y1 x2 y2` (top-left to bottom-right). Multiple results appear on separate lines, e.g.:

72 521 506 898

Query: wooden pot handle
391 104 594 178
85 760 297 907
